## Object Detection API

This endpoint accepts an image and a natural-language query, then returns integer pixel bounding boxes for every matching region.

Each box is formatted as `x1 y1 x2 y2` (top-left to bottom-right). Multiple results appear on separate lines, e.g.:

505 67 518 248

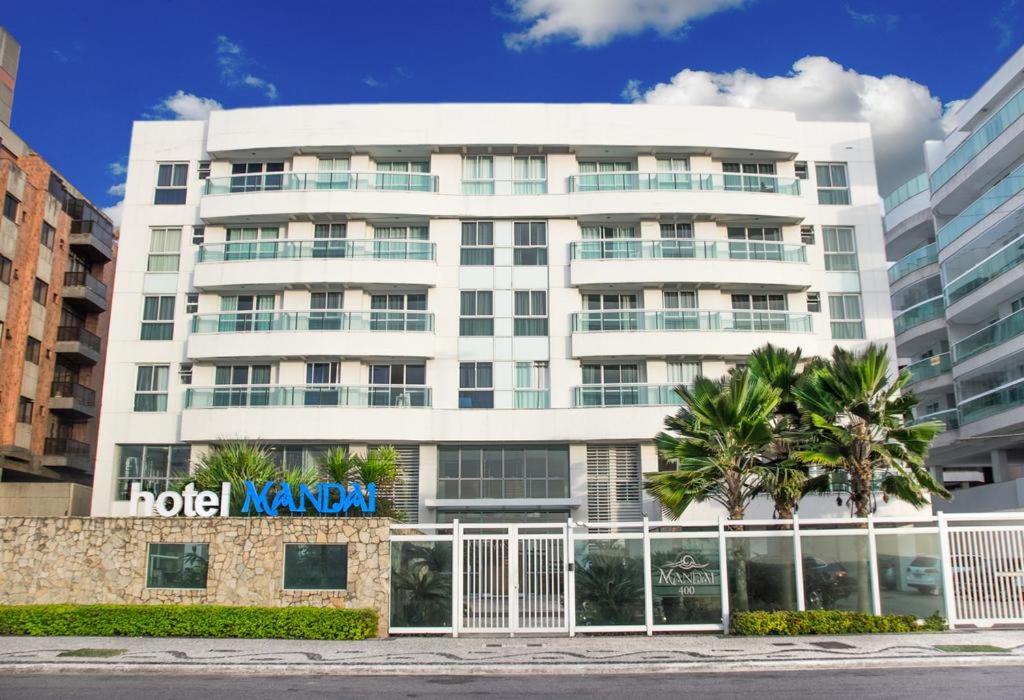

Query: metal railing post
567 517 577 637
642 516 654 635
936 511 958 629
718 516 730 634
452 519 461 637
867 514 882 616
793 515 805 611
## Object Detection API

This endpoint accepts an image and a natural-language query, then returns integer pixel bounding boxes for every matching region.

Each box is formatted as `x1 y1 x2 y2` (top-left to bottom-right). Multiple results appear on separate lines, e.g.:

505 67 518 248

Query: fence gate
946 524 1024 626
459 524 569 635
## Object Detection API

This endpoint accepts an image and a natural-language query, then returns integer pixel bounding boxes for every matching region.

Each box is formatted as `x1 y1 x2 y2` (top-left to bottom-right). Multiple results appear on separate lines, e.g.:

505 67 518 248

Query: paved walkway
1 630 1023 675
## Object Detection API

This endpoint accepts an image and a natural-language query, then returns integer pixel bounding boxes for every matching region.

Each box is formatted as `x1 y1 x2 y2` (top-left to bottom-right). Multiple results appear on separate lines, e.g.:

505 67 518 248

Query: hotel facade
884 46 1024 512
91 103 907 522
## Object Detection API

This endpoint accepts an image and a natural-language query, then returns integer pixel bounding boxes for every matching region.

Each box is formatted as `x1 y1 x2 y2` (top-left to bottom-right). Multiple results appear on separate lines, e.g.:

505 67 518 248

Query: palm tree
793 344 949 612
319 446 405 520
646 370 781 611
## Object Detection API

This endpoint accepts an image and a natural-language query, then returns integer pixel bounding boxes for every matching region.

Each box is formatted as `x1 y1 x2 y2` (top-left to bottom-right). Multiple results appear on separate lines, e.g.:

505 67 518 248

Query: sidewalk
0 630 1022 675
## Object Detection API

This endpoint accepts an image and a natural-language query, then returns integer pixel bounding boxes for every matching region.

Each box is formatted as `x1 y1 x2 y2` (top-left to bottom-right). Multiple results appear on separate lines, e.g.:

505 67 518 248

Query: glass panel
146 543 209 589
801 534 872 612
283 544 348 590
876 532 946 618
574 539 646 627
727 536 797 612
651 538 722 626
390 541 453 628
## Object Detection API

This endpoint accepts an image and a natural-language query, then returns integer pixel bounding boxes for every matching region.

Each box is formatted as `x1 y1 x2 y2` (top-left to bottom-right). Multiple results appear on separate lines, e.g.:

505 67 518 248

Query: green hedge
0 604 378 640
730 610 946 636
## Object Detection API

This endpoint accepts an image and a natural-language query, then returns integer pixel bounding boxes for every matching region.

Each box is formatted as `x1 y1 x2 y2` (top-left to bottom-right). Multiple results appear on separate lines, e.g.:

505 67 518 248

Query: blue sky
1 0 1021 220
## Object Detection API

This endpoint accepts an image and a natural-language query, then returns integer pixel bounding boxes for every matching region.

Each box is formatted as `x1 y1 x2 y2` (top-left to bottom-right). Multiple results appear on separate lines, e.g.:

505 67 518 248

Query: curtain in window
667 361 701 385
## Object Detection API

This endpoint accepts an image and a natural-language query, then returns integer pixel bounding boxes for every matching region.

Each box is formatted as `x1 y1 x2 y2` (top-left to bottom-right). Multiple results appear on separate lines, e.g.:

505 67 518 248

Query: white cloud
106 183 126 197
103 200 123 228
151 91 224 120
626 56 963 192
844 4 899 30
108 159 128 177
363 76 381 87
504 0 746 49
217 35 278 100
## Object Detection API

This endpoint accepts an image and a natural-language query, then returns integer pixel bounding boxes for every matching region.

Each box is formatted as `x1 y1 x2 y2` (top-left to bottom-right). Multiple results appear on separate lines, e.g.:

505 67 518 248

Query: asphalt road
1 666 1021 699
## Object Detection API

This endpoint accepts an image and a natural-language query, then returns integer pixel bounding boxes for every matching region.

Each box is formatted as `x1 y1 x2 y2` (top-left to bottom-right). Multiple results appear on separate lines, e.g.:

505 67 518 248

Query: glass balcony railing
959 379 1024 425
893 297 945 335
50 381 96 406
514 389 550 409
909 408 960 431
883 172 930 213
571 309 813 333
569 238 807 262
888 243 937 285
56 325 101 352
953 307 1024 364
573 383 683 408
904 353 952 386
43 437 90 457
191 310 434 334
944 233 1024 305
185 385 431 408
566 171 801 195
63 270 108 298
936 160 1024 250
930 84 1024 192
204 171 439 195
196 239 436 263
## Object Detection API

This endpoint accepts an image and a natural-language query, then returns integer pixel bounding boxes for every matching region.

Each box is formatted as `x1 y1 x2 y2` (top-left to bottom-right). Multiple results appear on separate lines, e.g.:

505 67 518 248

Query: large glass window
514 221 547 265
816 162 851 205
460 291 494 336
0 255 11 284
369 363 427 406
147 228 182 272
283 544 348 590
370 292 427 331
437 445 569 499
513 156 546 194
829 294 865 339
462 156 495 194
141 296 175 340
514 290 548 336
230 162 284 192
269 444 344 470
2 193 18 221
823 226 858 270
146 543 209 589
213 364 271 406
116 444 191 500
135 365 169 412
459 362 493 408
723 162 777 192
727 226 783 260
460 222 494 266
154 163 188 204
731 293 788 331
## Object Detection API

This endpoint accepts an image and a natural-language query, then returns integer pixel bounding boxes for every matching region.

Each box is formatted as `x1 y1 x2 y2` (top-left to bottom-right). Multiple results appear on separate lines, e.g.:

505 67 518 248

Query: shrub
0 604 378 640
730 610 946 636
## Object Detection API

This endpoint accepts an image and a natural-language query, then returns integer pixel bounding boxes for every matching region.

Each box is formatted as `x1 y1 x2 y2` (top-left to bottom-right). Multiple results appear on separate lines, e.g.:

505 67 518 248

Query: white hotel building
91 103 907 521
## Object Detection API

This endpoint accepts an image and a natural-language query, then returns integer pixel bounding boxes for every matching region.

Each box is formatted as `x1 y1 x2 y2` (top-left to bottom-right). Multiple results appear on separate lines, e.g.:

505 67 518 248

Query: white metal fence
389 512 1024 636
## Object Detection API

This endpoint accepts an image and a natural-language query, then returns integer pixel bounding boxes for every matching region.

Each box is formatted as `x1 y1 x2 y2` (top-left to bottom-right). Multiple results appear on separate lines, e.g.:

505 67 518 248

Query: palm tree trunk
728 503 749 612
851 458 874 613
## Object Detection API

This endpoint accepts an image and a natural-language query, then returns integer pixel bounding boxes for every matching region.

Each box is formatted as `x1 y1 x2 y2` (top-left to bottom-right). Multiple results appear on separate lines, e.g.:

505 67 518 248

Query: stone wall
0 517 392 635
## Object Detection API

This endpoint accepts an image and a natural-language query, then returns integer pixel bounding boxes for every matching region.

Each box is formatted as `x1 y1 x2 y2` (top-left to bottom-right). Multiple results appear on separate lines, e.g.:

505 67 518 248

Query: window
179 362 193 385
283 544 348 590
581 292 639 331
459 362 494 408
587 444 641 521
438 445 569 499
370 292 427 331
577 161 633 191
795 161 808 180
816 162 851 205
657 157 690 171
0 255 11 284
141 296 175 340
514 221 547 265
731 293 787 310
147 543 209 589
579 363 646 405
727 226 783 260
800 226 815 245
663 290 697 308
213 364 272 406
3 193 18 221
662 290 698 330
32 278 48 306
319 157 350 171
807 292 822 313
515 361 550 408
115 444 191 500
368 363 427 406
829 294 865 339
311 223 346 258
197 161 211 180
311 291 343 310
731 293 789 331
271 444 345 471
24 336 40 364
230 162 284 192
40 222 55 249
513 155 547 194
460 291 494 336
147 228 182 272
514 291 548 336
185 293 199 314
823 226 858 271
135 365 170 412
154 163 188 204
17 397 33 424
723 162 777 192
660 222 693 238
191 227 205 245
377 161 429 191
463 155 495 194
667 360 701 386
460 221 494 265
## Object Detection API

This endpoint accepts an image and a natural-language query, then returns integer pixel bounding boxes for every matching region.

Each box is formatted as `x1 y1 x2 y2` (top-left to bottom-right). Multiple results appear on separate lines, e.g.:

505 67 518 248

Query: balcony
204 171 439 195
945 231 1024 307
573 383 682 408
953 308 1024 365
904 353 952 388
888 243 937 286
936 160 1024 251
959 378 1024 426
893 296 945 335
909 408 960 431
54 326 101 365
566 171 801 195
883 172 930 213
570 309 814 358
193 239 437 291
41 437 92 472
48 382 97 419
185 384 431 408
62 271 108 313
68 219 115 263
186 310 436 361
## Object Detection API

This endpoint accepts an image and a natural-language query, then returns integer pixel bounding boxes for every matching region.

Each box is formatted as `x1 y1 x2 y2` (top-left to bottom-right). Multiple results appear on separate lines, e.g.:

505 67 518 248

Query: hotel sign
128 481 377 517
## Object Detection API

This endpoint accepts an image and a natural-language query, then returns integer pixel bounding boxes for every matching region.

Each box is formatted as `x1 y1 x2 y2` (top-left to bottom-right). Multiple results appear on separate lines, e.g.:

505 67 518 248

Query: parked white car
906 556 942 595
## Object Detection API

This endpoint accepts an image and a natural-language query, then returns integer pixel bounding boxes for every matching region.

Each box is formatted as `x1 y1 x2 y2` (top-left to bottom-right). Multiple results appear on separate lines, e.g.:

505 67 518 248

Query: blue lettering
241 481 273 514
240 481 377 516
298 483 325 513
269 484 298 516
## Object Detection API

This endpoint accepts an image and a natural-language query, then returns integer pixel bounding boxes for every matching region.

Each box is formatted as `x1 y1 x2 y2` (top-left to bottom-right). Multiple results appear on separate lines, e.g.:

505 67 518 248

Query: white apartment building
884 45 1024 512
92 103 906 522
